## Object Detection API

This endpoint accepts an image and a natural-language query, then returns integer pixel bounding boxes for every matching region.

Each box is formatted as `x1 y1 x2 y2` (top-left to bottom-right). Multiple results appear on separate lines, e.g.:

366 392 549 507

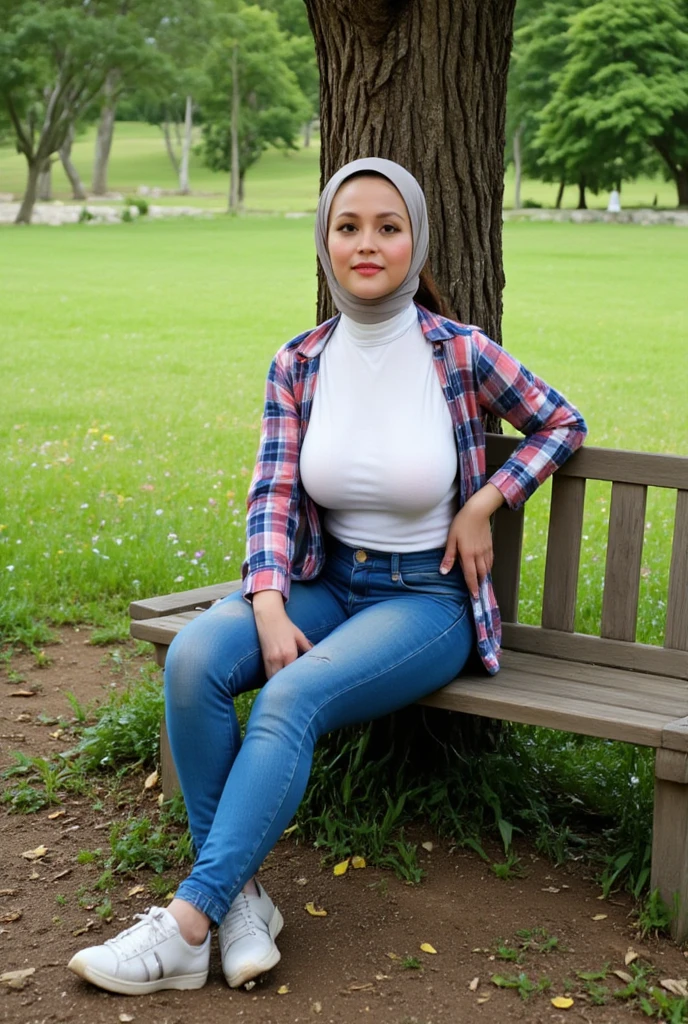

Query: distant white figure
607 189 621 213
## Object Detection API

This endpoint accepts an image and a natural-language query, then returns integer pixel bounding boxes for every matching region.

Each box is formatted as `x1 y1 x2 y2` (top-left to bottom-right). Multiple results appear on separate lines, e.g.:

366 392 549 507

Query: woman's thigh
164 578 348 707
249 591 475 737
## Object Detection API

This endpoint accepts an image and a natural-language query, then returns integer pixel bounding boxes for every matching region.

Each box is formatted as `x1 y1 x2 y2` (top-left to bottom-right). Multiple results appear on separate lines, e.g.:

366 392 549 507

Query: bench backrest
487 434 688 680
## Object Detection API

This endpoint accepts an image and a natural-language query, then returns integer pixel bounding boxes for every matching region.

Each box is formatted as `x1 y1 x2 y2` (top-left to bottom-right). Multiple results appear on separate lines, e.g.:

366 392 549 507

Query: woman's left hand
440 484 505 598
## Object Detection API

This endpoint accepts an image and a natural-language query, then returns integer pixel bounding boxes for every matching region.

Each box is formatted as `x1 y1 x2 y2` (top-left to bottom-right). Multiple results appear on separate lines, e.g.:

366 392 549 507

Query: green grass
0 121 679 209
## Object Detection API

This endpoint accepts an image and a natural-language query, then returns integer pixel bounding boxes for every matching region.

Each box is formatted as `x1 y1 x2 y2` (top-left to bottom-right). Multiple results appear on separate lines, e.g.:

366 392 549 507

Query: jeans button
355 550 367 563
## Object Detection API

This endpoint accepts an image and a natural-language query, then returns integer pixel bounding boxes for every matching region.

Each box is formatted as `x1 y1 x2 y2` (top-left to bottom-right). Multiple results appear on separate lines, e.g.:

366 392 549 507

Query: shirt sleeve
241 348 301 601
473 330 588 510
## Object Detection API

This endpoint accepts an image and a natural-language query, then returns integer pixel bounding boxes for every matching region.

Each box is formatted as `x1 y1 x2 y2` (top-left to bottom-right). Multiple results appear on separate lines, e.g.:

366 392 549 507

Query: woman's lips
352 264 383 276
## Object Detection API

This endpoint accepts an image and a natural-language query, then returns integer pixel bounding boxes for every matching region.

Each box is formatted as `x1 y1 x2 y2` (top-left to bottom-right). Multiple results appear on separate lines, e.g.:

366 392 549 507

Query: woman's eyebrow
333 210 405 220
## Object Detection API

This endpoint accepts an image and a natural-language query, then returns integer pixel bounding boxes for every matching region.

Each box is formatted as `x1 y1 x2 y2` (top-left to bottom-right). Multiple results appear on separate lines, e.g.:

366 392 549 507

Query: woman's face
327 176 413 300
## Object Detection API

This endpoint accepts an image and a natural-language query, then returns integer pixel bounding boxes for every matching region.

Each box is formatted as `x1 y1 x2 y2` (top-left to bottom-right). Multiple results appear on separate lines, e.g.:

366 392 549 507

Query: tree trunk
303 118 313 147
676 166 688 208
161 121 180 176
92 69 120 196
15 159 41 224
179 95 193 194
304 0 516 770
305 0 516 345
59 123 87 201
513 124 522 210
229 44 240 214
577 179 587 210
555 180 565 209
239 169 245 208
37 160 52 202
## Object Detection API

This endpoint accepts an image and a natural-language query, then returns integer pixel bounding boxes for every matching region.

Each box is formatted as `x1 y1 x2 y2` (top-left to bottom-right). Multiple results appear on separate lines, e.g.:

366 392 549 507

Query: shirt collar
294 303 455 361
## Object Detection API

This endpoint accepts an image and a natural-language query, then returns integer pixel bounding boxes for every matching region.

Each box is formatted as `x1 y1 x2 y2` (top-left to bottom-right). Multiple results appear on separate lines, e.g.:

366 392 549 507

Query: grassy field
1 216 685 649
0 121 680 211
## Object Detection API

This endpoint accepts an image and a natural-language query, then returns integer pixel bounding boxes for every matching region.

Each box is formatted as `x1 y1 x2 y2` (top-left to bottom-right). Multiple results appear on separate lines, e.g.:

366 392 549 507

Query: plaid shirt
242 304 587 675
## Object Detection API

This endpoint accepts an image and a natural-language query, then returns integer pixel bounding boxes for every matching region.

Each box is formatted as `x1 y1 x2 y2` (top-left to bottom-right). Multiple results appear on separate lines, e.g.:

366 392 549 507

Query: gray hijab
314 157 429 324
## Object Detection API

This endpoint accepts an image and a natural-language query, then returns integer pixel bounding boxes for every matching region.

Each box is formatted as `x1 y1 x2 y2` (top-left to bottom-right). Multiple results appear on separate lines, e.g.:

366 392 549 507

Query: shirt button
355 550 367 563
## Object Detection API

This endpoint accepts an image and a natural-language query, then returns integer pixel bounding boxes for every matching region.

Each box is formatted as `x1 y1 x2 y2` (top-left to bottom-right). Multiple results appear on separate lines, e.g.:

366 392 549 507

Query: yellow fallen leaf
592 913 608 921
469 976 479 991
613 970 633 984
625 948 639 966
144 770 159 789
311 1001 322 1013
277 984 290 995
333 859 350 876
48 810 65 820
477 996 490 1004
420 943 437 954
157 793 164 807
386 952 401 961
305 902 327 917
119 1015 135 1023
375 973 390 981
0 967 35 990
127 885 145 897
421 841 434 852
660 979 688 997
21 846 48 861
351 856 366 869
551 996 574 1009
72 919 94 937
49 729 63 740
282 825 298 837
349 982 374 991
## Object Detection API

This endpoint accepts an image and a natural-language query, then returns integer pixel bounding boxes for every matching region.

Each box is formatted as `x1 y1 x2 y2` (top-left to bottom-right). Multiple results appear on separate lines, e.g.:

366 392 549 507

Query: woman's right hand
252 589 313 680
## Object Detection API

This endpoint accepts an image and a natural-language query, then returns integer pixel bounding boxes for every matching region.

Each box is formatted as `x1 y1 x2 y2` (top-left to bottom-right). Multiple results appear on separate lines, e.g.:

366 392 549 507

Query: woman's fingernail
439 565 449 575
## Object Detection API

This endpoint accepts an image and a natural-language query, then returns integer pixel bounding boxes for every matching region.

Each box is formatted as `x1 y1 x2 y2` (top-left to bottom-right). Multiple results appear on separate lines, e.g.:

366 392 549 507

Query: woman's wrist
463 482 505 518
251 589 286 617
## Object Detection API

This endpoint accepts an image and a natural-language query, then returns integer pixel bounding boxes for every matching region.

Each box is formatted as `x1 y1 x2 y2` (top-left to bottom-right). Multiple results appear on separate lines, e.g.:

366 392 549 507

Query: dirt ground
2 629 687 1024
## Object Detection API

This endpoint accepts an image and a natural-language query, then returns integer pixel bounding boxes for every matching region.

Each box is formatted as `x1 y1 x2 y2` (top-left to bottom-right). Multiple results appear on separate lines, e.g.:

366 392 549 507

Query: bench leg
160 717 181 800
651 748 688 941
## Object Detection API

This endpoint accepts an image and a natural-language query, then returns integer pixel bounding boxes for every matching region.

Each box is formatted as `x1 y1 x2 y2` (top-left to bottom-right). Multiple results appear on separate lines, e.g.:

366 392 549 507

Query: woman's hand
440 483 505 598
251 589 313 680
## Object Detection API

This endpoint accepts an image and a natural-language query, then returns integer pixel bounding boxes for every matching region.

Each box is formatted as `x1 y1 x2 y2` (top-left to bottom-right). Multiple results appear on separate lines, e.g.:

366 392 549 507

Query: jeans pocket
397 564 469 599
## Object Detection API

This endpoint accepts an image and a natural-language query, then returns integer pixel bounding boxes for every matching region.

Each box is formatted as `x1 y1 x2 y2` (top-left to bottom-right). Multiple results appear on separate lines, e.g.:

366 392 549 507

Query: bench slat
490 504 524 623
129 581 242 620
542 475 586 632
666 490 688 652
601 481 647 642
131 611 203 646
502 622 688 679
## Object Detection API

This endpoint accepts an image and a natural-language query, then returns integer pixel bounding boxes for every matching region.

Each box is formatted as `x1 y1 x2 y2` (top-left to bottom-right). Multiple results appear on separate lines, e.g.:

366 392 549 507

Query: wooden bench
130 434 688 938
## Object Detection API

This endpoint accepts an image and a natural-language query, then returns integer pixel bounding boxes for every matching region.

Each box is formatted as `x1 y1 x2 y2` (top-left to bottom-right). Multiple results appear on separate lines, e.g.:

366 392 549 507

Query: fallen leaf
613 970 633 984
15 713 31 722
49 729 63 740
592 913 608 921
305 902 327 917
0 911 22 923
72 920 94 937
333 859 350 877
21 846 48 861
127 885 145 897
477 996 490 1004
625 948 639 966
386 952 401 961
349 982 374 991
660 978 688 998
311 1001 322 1013
0 889 17 897
9 690 36 698
48 810 65 820
541 886 560 893
469 976 479 991
0 967 35 990
375 973 390 981
282 825 298 837
551 996 574 1009
277 984 290 995
119 1015 135 1023
52 869 72 881
157 793 164 807
420 943 437 954
29 870 40 881
351 856 366 869
244 980 256 991
144 770 158 790
296 877 307 886
422 841 434 852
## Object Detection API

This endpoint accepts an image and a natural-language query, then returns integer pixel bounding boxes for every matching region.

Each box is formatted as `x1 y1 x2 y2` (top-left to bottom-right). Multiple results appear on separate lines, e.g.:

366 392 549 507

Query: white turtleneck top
299 302 459 552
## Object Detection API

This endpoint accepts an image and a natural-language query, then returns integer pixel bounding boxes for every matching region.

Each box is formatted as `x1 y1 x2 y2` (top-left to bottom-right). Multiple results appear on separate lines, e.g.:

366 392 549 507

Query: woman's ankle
242 876 259 897
167 898 211 945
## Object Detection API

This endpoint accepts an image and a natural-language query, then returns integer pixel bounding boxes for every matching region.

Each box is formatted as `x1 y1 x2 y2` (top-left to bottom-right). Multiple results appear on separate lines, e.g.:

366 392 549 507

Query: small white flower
7 565 14 571
155 509 163 516
174 575 185 583
115 538 122 546
132 579 141 586
16 539 21 544
167 532 177 540
92 547 100 554
80 503 89 509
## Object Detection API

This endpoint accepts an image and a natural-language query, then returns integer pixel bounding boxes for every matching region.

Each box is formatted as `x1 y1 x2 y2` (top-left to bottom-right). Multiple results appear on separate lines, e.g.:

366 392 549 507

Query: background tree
538 0 688 208
199 3 310 212
256 0 320 144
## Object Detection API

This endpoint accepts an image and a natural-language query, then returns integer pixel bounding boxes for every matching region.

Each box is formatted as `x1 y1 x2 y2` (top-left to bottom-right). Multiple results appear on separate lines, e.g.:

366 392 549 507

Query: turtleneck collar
339 301 418 348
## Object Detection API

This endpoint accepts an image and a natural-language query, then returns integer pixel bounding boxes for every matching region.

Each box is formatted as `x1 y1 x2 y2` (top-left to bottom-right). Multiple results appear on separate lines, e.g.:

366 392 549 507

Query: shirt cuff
242 567 290 602
486 468 526 511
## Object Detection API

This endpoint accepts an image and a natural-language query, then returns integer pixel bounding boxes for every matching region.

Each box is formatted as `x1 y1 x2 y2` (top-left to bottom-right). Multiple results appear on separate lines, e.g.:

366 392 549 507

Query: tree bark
303 118 313 147
676 166 688 209
162 121 180 176
59 123 87 201
304 0 516 344
15 160 41 224
37 160 52 202
229 44 240 214
92 69 120 196
555 180 565 209
179 95 193 194
513 124 522 210
577 179 587 210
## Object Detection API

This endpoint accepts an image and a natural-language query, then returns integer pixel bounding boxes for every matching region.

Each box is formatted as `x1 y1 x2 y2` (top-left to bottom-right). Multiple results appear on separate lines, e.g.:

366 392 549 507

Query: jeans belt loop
391 552 400 582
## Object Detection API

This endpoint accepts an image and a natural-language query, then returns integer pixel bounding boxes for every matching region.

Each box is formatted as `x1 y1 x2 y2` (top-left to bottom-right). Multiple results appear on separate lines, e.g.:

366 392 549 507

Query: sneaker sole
68 956 208 995
224 906 285 989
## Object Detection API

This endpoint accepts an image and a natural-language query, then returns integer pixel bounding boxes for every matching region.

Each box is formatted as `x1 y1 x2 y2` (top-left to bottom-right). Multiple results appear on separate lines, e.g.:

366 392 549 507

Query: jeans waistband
324 533 447 572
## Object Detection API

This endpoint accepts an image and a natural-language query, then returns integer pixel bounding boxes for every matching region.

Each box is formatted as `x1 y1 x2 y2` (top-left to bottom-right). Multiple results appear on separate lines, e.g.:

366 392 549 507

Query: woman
68 158 587 995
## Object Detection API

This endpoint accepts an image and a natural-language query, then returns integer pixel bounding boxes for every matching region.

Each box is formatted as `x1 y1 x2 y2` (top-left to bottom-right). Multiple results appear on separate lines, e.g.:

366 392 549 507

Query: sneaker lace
221 893 260 947
104 907 171 957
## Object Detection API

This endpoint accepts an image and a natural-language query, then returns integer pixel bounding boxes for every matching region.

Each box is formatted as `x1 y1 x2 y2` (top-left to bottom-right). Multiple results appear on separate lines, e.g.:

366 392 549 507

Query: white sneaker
219 881 284 988
67 906 210 995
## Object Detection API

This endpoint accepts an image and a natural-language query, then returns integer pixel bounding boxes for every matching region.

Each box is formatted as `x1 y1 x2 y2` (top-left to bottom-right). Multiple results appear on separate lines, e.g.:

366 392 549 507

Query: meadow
1 213 686 650
0 121 680 211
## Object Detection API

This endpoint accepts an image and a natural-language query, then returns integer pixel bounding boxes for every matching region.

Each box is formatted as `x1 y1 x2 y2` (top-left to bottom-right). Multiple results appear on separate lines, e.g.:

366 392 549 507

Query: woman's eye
381 224 399 233
338 223 356 232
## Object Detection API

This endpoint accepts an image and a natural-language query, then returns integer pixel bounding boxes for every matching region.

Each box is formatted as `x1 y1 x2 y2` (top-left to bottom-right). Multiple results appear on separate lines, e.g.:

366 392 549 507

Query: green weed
491 853 525 880
400 957 422 970
635 889 674 938
490 971 552 1000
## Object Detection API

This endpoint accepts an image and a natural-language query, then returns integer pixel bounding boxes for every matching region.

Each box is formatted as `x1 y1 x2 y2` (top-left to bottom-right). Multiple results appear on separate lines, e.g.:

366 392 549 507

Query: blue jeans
164 537 475 924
